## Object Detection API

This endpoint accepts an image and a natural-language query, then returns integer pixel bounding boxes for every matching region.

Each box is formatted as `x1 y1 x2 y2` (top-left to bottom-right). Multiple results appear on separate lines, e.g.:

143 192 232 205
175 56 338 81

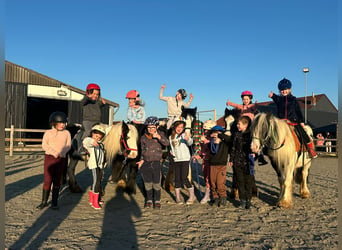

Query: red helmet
126 90 140 99
86 83 101 91
241 90 253 98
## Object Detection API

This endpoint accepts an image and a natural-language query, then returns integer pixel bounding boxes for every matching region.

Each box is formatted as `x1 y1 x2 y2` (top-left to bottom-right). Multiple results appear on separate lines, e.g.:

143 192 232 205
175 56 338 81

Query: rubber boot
36 189 50 210
307 141 317 158
186 187 196 204
175 188 183 204
200 188 211 204
92 193 101 210
89 190 94 205
51 186 60 210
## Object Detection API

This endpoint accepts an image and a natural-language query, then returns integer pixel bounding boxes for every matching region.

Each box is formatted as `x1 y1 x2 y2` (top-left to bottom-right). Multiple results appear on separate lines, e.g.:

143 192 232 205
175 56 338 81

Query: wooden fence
4 126 338 157
5 125 46 156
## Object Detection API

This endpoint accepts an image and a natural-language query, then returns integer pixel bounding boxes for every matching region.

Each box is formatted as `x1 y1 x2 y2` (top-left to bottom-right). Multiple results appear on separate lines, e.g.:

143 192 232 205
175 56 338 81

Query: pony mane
104 122 139 161
104 122 123 161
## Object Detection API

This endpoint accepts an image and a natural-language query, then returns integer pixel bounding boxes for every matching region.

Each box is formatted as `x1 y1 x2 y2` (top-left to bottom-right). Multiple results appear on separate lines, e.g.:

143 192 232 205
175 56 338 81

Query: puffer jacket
271 93 304 123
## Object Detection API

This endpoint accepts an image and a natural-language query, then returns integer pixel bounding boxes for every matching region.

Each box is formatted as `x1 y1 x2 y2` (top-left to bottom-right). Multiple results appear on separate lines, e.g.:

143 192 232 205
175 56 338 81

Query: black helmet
49 111 68 124
278 78 292 91
177 89 187 99
144 116 159 126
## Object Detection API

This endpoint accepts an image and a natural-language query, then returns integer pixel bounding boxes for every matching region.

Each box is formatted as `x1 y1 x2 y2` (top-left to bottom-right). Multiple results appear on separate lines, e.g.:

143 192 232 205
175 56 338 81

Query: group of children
37 77 317 211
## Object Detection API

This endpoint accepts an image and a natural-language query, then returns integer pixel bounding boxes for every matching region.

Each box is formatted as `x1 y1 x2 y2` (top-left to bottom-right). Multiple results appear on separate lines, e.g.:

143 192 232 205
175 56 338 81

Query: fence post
9 125 14 157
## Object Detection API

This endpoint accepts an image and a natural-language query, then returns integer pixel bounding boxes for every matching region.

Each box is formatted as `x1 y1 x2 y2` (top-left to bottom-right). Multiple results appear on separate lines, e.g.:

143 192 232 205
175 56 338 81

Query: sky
5 0 338 122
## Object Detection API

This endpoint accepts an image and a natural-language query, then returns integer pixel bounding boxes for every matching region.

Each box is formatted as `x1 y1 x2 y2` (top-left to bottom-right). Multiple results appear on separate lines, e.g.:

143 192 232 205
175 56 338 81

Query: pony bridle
253 122 285 151
120 131 138 157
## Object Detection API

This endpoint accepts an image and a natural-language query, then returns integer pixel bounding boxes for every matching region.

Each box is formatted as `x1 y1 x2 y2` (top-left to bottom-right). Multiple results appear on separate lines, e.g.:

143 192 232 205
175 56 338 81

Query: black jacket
209 133 231 166
271 93 304 123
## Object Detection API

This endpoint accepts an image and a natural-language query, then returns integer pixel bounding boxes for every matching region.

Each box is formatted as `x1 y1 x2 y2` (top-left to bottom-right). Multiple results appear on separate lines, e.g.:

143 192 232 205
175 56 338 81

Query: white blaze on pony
250 113 313 209
104 121 139 160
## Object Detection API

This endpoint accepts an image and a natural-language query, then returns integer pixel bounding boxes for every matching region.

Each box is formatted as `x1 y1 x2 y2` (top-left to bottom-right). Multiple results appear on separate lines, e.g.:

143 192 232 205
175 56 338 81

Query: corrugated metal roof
5 60 119 108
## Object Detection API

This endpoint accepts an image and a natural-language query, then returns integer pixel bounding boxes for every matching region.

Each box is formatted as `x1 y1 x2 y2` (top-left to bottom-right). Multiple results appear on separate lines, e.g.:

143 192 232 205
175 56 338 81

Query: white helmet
172 116 186 127
91 124 106 135
203 119 216 130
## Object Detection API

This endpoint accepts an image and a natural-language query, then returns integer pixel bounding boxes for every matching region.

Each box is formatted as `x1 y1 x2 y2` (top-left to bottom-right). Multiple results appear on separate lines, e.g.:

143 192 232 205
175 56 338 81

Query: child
126 89 146 135
209 125 231 207
229 116 254 209
81 83 106 139
37 111 71 210
194 119 217 204
159 83 194 129
72 83 106 159
169 117 195 204
227 90 268 165
83 124 106 210
137 116 169 209
269 78 317 158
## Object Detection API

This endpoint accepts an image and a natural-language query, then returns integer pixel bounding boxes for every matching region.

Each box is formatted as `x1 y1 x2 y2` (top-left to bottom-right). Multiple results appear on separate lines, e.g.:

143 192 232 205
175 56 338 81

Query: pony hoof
301 192 311 199
117 179 127 189
277 200 293 209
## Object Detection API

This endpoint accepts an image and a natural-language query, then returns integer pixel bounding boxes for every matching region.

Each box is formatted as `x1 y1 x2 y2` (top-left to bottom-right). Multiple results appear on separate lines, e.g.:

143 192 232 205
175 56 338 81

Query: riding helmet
126 90 140 99
210 125 225 132
203 120 217 130
144 116 159 126
241 90 253 99
172 116 186 128
86 83 101 91
278 78 292 91
49 111 68 124
177 89 187 100
91 124 106 136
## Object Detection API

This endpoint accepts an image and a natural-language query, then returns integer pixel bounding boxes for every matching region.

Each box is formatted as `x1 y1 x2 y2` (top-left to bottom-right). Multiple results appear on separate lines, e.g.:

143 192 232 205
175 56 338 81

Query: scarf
210 140 220 154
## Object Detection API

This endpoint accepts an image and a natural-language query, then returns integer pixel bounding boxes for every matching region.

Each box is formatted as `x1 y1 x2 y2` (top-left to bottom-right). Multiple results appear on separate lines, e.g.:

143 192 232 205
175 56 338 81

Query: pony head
224 108 240 136
250 112 272 154
104 121 139 161
181 106 197 136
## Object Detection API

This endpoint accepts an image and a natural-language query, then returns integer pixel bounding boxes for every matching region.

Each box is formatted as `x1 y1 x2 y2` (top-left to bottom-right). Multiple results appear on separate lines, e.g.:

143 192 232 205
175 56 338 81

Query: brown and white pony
250 113 312 208
104 121 139 194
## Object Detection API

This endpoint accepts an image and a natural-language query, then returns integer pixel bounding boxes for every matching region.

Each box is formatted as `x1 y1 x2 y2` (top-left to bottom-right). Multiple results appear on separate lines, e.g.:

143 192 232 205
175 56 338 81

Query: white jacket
83 137 105 169
169 133 193 162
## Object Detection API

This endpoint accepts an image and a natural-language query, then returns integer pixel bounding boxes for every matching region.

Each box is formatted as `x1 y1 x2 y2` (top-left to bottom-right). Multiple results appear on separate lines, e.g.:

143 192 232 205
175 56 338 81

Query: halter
120 130 138 157
253 121 285 151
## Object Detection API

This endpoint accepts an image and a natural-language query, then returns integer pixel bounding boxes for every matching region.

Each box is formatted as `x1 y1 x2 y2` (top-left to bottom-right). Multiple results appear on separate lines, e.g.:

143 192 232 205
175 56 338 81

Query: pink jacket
227 101 257 120
42 128 71 158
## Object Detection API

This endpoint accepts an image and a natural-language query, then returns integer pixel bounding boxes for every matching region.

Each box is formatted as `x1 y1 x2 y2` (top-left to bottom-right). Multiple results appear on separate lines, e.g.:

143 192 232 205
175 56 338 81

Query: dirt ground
5 153 338 249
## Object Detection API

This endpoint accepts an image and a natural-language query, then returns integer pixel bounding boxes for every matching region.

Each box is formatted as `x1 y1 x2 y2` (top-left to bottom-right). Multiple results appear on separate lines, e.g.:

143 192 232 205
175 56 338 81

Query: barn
5 61 120 142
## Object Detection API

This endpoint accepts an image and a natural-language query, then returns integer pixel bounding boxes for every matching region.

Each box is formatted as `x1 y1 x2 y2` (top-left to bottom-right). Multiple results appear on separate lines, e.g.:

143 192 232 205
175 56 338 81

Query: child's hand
268 91 273 98
93 141 99 147
161 84 166 89
189 93 194 99
101 98 106 104
136 160 144 169
226 99 231 106
229 162 233 167
152 132 161 140
193 154 201 160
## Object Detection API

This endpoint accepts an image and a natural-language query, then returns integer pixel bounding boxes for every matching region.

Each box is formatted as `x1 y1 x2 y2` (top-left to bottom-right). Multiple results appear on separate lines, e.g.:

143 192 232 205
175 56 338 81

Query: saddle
284 120 306 154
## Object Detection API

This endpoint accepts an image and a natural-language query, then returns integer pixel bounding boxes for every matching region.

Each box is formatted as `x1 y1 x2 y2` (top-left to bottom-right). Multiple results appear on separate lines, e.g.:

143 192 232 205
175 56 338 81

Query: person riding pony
268 78 317 158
